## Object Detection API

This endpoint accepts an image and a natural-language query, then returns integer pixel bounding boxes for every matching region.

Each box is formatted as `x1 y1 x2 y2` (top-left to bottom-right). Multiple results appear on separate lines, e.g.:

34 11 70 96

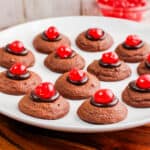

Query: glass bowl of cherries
96 0 150 21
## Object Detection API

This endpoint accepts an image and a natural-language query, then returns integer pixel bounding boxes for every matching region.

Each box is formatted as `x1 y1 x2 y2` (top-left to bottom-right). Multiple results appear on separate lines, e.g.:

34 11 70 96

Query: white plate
0 16 150 133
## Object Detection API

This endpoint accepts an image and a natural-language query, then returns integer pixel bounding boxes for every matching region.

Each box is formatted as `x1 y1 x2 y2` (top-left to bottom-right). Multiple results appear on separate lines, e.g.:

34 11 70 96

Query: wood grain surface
0 114 150 150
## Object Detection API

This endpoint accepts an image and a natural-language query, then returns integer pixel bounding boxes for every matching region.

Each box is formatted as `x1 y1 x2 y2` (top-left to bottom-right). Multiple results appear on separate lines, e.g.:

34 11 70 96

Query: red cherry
9 63 27 75
125 35 142 47
136 74 150 89
94 89 114 104
146 54 150 63
8 40 25 53
101 52 119 64
34 82 56 99
69 68 86 82
45 26 59 40
87 28 104 40
56 46 72 58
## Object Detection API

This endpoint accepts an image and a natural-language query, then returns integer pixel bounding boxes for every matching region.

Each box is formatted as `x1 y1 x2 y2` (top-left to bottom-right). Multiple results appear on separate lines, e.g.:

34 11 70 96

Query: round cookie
77 89 127 124
0 40 35 68
33 26 71 54
76 28 113 52
137 54 150 75
87 52 131 81
0 63 41 95
122 74 150 107
55 69 100 99
115 35 150 63
19 82 69 119
44 46 85 73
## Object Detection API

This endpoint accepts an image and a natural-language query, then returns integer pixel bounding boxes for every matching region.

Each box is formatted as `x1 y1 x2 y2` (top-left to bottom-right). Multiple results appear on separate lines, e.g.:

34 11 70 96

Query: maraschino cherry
136 74 150 89
8 40 25 53
44 26 60 40
34 82 56 99
101 52 119 64
56 46 73 59
87 28 104 40
93 89 114 104
125 35 142 47
9 63 27 75
68 68 88 84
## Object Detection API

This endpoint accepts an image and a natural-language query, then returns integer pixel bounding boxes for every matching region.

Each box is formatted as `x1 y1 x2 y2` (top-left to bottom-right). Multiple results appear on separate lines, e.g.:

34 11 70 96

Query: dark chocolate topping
67 75 88 85
31 91 60 103
85 30 105 41
145 61 150 69
41 32 62 42
99 59 122 68
122 41 144 50
5 45 28 56
90 96 119 107
6 70 31 80
129 81 150 92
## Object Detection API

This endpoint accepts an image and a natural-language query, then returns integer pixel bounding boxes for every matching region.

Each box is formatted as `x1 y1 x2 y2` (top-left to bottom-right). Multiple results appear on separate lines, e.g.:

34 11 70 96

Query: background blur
0 0 99 29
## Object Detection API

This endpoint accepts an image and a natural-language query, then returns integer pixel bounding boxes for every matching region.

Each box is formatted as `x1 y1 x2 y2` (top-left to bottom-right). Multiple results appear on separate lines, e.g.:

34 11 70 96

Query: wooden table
0 114 150 150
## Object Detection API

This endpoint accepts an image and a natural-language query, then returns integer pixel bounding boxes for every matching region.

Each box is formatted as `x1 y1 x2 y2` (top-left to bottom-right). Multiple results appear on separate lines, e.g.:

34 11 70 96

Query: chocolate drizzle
41 32 62 42
85 30 105 41
6 70 30 80
145 61 150 69
5 45 28 56
122 41 144 50
67 75 88 85
99 59 121 68
55 51 76 59
129 81 150 92
90 96 119 107
31 91 60 103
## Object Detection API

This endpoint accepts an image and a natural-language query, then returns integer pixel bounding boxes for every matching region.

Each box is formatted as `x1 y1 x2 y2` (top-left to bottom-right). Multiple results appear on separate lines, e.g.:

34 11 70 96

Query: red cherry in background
125 35 142 47
136 74 150 89
9 63 27 75
45 26 59 40
87 28 104 40
56 46 72 59
34 82 56 99
68 68 86 82
94 89 114 104
146 54 150 63
8 40 25 53
101 52 119 64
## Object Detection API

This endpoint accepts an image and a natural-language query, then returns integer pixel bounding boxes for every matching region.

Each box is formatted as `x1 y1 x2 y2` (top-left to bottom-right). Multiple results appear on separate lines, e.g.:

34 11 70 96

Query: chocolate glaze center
55 51 76 59
6 71 31 80
145 61 150 69
85 31 105 41
67 75 88 85
31 91 60 103
5 45 28 56
129 81 150 92
90 96 119 107
122 41 144 50
99 59 121 68
41 32 62 42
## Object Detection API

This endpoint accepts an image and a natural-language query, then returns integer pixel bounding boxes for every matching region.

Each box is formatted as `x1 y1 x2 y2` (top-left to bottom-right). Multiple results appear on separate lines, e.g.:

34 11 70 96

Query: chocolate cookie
44 46 85 73
19 82 69 119
0 63 41 95
33 26 71 54
0 41 35 68
87 52 131 81
76 28 113 52
115 35 150 63
55 69 100 99
137 54 150 75
77 89 127 124
122 75 150 107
